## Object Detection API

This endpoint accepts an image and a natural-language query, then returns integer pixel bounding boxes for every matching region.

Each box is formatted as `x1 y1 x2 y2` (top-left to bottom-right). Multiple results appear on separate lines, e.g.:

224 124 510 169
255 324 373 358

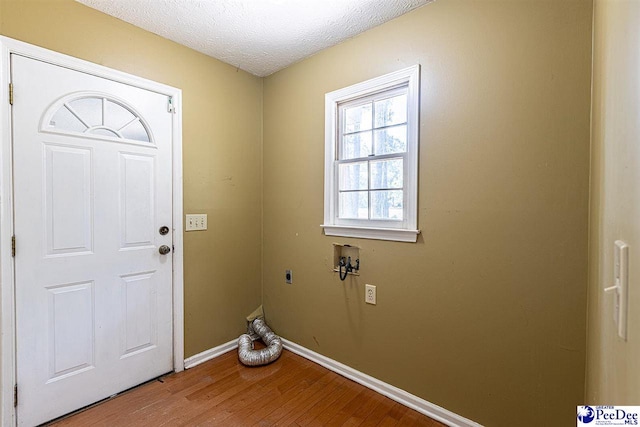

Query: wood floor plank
164 361 305 425
49 349 446 427
177 383 269 426
338 390 388 427
359 398 399 427
325 389 370 426
222 365 328 425
245 368 331 425
185 365 315 425
258 372 336 425
387 402 409 422
292 378 359 426
273 375 349 426
396 407 444 427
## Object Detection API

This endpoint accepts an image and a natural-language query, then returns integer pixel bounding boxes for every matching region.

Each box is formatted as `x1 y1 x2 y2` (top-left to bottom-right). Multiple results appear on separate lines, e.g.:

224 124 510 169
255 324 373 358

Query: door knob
159 245 171 255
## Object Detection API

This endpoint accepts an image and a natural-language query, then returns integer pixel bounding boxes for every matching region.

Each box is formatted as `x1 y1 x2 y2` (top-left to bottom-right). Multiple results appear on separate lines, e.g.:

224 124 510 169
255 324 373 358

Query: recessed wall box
333 243 360 280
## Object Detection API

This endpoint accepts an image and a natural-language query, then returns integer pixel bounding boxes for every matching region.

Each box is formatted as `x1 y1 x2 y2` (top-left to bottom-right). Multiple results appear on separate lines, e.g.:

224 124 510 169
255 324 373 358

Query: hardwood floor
50 349 445 426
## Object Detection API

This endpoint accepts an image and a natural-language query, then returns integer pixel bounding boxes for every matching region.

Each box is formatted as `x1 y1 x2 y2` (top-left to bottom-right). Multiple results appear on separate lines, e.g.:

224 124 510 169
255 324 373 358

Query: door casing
0 36 185 426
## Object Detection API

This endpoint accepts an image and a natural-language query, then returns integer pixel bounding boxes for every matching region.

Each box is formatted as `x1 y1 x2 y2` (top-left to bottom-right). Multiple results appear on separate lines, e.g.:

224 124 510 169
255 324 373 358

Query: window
45 94 152 143
322 65 420 242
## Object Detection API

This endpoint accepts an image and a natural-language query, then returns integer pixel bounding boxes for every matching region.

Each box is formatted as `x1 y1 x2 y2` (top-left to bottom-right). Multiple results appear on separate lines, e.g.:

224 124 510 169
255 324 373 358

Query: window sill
321 225 420 243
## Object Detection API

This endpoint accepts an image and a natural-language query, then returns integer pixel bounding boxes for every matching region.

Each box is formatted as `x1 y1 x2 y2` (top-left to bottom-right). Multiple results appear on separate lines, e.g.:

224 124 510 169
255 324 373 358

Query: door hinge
13 384 17 407
167 96 175 113
11 235 15 257
9 83 13 106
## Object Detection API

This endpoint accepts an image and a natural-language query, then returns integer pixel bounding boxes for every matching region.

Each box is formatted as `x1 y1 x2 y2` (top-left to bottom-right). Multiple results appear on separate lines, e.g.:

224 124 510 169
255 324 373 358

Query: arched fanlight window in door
43 93 153 143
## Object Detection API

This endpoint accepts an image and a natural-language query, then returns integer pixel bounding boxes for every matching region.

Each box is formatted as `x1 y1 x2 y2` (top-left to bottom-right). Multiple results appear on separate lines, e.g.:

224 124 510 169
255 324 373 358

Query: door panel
47 281 95 381
119 153 155 248
12 54 174 426
44 144 94 256
120 271 157 357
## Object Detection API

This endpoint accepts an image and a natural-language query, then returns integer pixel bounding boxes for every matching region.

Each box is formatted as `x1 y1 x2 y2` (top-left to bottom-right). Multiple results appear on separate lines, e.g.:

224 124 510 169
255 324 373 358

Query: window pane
50 105 87 133
88 128 119 138
374 125 407 155
339 191 368 219
344 103 372 133
371 190 403 220
69 98 103 127
121 120 151 142
370 158 403 190
342 132 372 159
105 100 136 130
339 162 368 191
374 94 407 128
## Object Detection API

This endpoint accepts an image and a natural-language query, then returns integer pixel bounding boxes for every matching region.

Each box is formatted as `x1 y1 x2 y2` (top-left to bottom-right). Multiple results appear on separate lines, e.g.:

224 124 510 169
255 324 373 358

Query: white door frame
0 36 185 426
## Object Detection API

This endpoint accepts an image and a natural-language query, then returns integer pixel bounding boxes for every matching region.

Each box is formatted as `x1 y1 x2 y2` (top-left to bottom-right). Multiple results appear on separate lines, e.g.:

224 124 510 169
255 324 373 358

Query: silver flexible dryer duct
238 318 283 366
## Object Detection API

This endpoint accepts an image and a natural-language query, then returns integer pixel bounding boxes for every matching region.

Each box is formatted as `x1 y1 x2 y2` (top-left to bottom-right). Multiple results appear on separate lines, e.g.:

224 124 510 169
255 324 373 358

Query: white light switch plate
614 240 628 340
186 214 207 231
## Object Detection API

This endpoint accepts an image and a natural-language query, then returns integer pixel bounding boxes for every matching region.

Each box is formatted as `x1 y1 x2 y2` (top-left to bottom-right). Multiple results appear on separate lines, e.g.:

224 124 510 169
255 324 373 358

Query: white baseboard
183 339 238 369
281 338 482 427
183 337 481 427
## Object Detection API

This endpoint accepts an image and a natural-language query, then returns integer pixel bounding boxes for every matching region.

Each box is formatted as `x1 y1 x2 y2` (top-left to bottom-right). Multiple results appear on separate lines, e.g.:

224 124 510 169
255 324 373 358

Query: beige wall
262 1 593 426
0 0 264 358
587 0 640 404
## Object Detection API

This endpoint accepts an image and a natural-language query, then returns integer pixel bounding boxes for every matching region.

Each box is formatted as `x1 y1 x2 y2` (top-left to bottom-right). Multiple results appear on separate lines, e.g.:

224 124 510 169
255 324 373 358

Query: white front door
12 54 174 426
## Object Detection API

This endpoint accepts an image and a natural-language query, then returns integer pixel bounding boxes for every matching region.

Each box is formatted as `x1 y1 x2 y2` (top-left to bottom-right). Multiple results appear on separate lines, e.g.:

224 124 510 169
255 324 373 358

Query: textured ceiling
75 0 433 77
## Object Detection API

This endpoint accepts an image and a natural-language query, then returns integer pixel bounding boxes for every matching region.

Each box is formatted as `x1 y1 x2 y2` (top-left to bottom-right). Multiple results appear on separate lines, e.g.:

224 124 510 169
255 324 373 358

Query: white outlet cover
365 284 376 305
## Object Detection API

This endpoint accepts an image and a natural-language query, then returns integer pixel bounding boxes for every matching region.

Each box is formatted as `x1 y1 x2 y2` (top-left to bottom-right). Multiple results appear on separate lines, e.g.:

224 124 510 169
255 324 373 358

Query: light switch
605 240 628 340
185 214 207 231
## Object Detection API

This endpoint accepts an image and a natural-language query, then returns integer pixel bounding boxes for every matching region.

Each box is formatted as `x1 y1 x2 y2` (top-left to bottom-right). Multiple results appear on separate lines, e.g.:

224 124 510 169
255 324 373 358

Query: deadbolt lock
159 226 170 235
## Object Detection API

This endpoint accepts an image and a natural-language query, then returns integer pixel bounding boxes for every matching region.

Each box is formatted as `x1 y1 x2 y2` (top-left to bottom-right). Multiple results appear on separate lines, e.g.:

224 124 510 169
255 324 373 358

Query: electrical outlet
185 214 207 231
365 284 376 305
285 269 293 284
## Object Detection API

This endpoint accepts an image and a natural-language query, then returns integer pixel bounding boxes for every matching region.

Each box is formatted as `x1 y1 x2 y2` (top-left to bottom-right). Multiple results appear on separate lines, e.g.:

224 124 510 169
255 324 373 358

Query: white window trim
322 65 421 243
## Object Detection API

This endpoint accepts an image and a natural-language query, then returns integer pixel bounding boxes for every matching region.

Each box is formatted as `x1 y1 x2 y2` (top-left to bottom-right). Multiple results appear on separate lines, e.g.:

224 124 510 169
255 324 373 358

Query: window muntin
322 65 420 242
